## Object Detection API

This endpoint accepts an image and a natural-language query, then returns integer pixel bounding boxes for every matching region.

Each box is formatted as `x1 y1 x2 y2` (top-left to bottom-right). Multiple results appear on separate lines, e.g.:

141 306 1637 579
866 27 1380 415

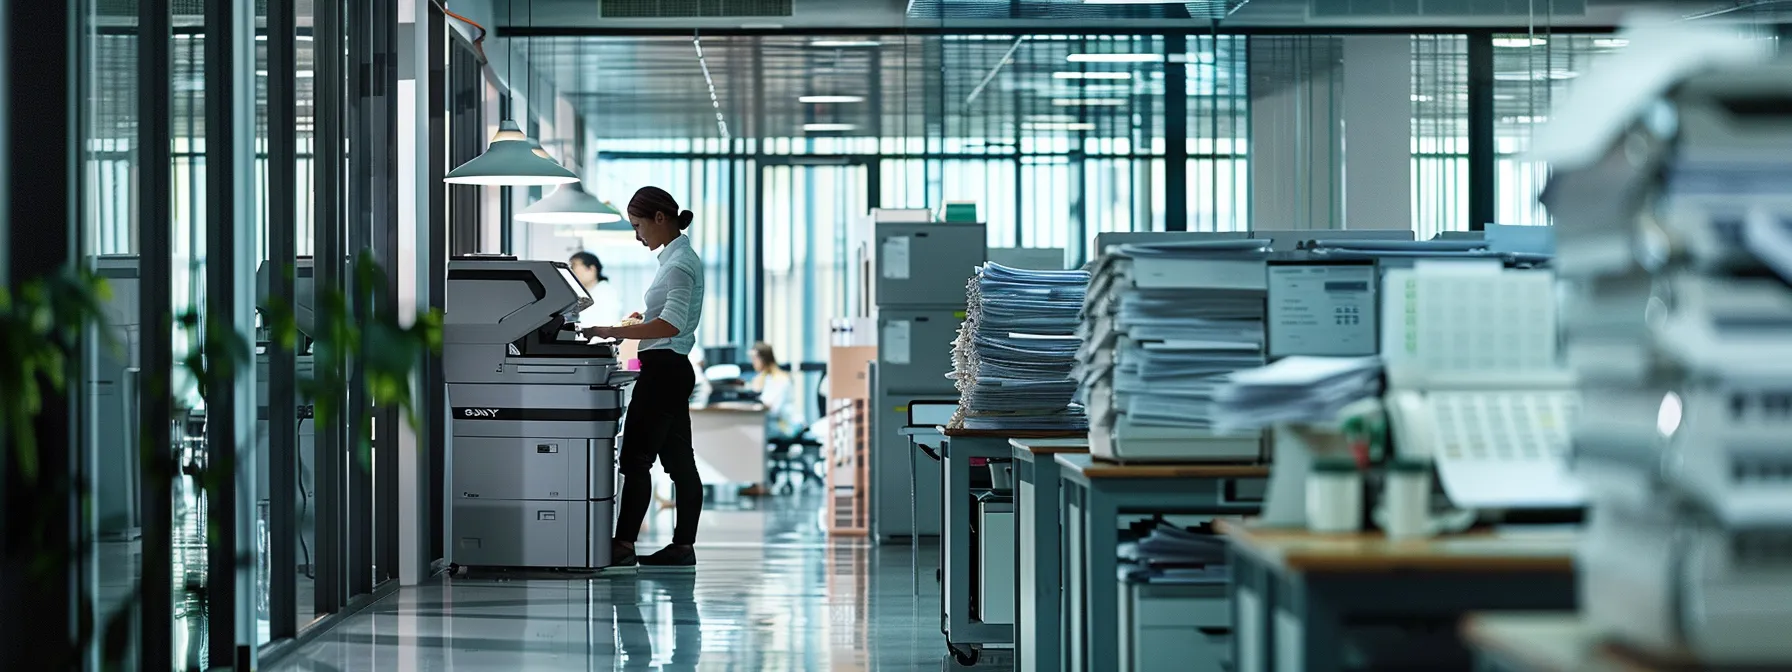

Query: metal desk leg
910 438 919 596
1284 577 1344 672
1082 482 1123 670
1019 458 1063 672
944 450 968 640
1060 478 1085 671
1229 546 1274 672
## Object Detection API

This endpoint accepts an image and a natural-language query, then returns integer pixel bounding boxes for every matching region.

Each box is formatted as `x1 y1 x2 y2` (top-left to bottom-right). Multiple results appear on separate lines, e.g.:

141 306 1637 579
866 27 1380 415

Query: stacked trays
948 263 1092 432
1076 240 1273 462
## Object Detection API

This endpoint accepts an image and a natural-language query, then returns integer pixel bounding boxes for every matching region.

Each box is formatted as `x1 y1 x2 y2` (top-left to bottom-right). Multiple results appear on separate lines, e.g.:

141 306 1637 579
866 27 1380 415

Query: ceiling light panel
1067 53 1164 63
1051 98 1126 106
1053 71 1132 80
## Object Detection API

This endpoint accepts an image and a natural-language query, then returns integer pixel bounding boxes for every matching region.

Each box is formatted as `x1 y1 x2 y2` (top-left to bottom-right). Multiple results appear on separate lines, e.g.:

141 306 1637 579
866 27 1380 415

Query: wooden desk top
1216 519 1577 574
1055 453 1270 479
941 427 1090 440
1010 437 1091 455
1461 613 1709 672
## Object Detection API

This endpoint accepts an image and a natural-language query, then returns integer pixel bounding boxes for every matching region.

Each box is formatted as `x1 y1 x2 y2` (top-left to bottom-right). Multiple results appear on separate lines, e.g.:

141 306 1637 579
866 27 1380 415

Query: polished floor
265 491 985 671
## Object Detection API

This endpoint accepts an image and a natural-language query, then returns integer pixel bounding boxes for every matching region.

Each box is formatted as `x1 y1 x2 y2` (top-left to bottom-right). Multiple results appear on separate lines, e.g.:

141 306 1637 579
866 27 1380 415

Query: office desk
937 428 1086 664
689 404 766 486
1009 437 1090 672
1056 454 1268 672
1462 613 1705 672
1220 521 1579 672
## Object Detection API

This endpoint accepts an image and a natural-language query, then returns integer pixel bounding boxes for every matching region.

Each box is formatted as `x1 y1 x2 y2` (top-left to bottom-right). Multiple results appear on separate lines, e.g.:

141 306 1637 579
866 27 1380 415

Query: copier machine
444 255 634 569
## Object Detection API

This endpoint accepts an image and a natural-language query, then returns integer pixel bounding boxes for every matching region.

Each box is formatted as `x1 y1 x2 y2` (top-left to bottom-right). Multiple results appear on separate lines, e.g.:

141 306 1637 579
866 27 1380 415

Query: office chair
764 364 829 493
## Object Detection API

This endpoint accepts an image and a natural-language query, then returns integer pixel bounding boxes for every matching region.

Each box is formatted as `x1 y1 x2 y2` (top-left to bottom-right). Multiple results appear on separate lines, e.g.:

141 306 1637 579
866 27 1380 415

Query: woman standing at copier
581 186 706 571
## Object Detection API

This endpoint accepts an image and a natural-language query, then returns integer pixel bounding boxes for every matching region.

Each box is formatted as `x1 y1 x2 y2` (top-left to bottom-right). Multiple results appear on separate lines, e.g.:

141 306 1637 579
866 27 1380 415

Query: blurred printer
1546 51 1792 665
444 255 635 570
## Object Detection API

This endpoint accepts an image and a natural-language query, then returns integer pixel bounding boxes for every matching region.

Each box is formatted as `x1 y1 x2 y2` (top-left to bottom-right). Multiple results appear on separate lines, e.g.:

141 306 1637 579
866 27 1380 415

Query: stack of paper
1078 239 1273 461
1212 356 1384 431
1120 524 1231 584
949 263 1091 431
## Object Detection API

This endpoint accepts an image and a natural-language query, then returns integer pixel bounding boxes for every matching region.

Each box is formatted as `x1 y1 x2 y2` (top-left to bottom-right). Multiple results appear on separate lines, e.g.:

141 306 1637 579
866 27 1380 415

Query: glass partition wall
71 0 430 668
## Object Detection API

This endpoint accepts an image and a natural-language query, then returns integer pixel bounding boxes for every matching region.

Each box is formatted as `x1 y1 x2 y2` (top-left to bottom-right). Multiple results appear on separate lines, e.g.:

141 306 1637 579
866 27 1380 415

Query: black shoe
601 540 639 573
638 544 696 572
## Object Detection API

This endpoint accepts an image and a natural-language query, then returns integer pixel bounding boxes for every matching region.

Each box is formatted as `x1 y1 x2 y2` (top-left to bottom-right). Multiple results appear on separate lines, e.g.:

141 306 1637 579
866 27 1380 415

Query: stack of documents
949 263 1091 431
1120 524 1231 584
1212 356 1383 431
1078 239 1273 461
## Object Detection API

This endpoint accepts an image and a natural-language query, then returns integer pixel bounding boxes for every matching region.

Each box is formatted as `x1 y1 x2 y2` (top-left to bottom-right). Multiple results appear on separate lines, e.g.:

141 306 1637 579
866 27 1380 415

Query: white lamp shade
517 183 625 225
444 119 580 186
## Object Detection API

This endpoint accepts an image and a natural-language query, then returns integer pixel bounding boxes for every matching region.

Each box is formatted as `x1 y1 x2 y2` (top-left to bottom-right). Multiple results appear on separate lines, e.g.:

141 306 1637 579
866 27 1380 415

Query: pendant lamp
444 120 579 186
517 182 624 225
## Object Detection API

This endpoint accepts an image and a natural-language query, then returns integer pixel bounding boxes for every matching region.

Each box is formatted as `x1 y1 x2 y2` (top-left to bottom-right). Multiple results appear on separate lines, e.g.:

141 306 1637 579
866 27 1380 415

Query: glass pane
171 13 211 668
1410 34 1469 238
82 0 143 667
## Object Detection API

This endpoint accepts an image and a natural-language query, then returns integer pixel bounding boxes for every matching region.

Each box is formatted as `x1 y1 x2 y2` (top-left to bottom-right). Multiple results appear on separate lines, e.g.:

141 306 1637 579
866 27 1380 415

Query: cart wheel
949 644 979 667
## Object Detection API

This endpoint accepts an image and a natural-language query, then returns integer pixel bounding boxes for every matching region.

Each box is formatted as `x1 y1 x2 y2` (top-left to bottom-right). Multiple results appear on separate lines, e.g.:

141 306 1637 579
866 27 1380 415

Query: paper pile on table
949 263 1091 431
1076 239 1273 461
1212 356 1384 431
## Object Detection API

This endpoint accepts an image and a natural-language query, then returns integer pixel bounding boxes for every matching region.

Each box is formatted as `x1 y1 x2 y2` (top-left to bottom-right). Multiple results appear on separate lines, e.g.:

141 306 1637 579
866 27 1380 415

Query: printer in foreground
443 256 635 570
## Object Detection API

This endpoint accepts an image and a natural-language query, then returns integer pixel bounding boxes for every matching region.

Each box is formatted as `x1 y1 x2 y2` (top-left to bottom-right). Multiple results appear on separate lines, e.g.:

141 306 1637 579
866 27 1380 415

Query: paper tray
1091 422 1263 463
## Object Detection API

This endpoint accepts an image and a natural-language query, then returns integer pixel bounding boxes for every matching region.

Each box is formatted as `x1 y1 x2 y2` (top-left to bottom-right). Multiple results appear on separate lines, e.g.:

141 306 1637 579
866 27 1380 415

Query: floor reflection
264 489 976 671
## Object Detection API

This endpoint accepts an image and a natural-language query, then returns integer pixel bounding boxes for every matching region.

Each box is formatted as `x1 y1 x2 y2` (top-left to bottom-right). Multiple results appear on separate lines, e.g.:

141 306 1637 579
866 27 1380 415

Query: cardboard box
827 345 877 401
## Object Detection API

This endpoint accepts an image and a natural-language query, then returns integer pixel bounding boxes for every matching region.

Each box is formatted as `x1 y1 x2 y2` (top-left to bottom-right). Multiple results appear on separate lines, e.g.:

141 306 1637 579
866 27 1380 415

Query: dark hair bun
677 209 695 230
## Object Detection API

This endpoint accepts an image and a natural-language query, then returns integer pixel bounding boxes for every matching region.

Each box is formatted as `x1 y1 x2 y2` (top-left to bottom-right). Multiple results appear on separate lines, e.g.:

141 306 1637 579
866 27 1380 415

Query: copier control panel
1268 264 1377 357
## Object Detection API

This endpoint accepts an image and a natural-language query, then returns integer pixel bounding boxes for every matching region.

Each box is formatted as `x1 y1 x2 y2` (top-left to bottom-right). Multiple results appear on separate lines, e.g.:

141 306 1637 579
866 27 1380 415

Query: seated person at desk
750 341 800 438
741 342 811 496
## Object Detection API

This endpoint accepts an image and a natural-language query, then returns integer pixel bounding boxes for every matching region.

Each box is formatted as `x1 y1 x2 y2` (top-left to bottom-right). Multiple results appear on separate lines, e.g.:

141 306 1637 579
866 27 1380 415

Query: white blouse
639 234 705 355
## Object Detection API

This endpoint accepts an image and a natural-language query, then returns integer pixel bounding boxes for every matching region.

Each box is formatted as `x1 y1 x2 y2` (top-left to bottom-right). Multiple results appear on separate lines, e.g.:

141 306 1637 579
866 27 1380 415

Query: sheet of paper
1436 458 1586 509
881 235 911 280
883 319 912 365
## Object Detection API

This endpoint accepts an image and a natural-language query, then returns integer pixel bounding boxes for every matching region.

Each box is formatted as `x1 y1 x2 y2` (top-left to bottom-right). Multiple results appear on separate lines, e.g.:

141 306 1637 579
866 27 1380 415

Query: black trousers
615 349 702 545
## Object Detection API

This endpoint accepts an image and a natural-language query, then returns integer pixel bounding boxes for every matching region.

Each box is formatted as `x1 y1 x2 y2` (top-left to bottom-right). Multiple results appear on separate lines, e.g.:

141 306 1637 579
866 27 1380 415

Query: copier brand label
452 407 625 421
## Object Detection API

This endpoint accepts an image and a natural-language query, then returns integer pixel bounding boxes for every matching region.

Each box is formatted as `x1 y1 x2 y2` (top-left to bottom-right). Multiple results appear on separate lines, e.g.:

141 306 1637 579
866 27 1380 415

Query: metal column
426 0 450 571
136 0 176 666
203 0 260 665
1165 34 1189 232
313 0 347 617
1466 31 1495 232
344 0 375 596
0 1 80 667
370 0 402 588
266 0 301 641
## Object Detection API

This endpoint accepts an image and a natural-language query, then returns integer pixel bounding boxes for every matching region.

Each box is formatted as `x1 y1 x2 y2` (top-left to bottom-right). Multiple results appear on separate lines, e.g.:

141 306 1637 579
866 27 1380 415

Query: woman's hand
619 312 644 327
